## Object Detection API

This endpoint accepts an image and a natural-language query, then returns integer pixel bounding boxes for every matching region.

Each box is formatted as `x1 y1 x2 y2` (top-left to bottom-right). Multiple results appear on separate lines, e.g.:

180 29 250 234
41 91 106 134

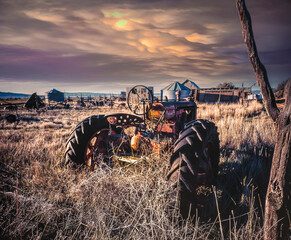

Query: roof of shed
182 79 200 90
47 89 64 94
162 81 190 91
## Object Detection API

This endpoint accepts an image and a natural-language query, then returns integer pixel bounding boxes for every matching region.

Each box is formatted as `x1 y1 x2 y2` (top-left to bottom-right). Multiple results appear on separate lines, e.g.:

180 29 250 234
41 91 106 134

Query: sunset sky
0 0 290 94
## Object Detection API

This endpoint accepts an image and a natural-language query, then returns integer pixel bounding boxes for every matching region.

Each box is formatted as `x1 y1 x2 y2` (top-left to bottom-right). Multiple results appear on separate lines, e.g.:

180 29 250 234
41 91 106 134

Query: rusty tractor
64 85 219 219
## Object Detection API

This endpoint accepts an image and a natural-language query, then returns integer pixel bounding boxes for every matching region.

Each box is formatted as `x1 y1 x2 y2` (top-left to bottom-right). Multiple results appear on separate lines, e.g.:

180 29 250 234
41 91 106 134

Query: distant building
125 86 154 109
46 89 64 102
161 81 190 101
198 87 251 103
159 80 252 103
126 86 154 100
182 79 200 101
182 79 200 90
120 91 126 98
247 92 262 100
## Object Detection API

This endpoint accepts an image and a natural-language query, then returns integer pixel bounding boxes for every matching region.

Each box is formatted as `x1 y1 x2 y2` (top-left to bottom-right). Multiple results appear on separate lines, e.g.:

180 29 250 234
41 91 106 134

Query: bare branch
283 79 291 113
236 0 280 122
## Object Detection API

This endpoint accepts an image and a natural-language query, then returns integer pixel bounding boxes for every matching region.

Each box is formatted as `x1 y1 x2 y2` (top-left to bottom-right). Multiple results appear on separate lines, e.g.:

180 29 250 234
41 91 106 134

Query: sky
0 0 290 94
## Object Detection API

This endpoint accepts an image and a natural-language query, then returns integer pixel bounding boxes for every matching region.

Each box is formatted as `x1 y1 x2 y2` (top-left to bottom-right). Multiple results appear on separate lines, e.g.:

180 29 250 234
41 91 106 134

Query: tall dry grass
0 102 278 239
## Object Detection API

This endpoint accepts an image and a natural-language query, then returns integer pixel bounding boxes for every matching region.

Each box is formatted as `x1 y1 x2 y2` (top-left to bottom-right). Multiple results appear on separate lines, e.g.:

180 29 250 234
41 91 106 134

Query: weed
0 102 276 239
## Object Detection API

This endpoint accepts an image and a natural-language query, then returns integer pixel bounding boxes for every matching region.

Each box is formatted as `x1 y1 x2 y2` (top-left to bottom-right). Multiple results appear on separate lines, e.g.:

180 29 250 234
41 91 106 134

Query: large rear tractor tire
64 115 114 168
167 119 219 220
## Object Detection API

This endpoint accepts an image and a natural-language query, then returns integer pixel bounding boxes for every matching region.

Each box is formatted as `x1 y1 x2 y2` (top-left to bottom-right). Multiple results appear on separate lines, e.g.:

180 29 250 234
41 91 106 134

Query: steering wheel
127 85 153 115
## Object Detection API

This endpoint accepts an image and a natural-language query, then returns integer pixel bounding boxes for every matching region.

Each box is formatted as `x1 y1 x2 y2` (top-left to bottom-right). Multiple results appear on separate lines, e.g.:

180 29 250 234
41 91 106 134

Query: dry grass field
0 102 277 239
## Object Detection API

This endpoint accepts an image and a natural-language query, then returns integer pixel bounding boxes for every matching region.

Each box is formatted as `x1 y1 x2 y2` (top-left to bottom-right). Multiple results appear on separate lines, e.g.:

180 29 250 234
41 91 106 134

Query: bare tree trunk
236 0 291 239
236 0 279 122
264 83 291 239
264 110 291 239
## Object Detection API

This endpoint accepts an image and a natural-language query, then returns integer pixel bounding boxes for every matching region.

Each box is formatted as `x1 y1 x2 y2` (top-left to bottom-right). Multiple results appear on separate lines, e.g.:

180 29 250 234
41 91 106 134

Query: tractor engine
147 101 197 136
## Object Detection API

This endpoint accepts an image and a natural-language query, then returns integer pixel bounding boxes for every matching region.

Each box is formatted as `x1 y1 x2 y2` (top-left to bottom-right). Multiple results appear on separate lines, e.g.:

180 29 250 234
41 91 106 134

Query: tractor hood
160 101 196 109
148 101 197 121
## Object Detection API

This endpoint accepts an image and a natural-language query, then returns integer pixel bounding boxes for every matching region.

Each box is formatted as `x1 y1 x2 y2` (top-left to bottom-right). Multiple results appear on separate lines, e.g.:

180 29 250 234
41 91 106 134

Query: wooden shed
46 89 64 102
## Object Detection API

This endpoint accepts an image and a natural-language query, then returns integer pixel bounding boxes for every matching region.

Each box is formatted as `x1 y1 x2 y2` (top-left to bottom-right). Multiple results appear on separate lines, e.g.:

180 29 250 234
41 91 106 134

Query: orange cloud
185 33 215 44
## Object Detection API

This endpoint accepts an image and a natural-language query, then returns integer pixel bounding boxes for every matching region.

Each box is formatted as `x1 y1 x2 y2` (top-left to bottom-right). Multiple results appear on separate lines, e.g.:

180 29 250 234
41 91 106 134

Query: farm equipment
64 85 219 218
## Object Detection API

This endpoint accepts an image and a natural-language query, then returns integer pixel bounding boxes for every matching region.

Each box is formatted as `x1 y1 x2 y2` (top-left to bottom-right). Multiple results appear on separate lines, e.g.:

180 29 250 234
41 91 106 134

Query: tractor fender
105 113 144 126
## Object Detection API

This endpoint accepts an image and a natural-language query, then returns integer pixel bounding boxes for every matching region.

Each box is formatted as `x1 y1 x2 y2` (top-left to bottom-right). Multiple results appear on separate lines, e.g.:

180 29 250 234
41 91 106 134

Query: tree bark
264 82 291 240
236 0 291 239
236 0 279 122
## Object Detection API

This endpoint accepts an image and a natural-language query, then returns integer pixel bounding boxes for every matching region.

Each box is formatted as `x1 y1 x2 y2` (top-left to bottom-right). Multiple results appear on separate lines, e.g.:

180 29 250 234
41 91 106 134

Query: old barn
46 89 65 102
